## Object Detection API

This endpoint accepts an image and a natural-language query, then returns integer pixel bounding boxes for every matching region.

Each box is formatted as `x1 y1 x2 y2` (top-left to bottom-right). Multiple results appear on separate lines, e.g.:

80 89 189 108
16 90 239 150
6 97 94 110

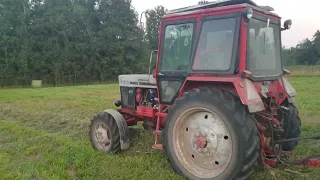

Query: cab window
161 23 194 71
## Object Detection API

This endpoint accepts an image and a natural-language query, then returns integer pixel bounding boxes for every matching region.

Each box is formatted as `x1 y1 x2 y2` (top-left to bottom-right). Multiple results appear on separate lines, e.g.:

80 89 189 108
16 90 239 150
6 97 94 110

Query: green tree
0 0 150 87
282 30 320 66
145 5 167 49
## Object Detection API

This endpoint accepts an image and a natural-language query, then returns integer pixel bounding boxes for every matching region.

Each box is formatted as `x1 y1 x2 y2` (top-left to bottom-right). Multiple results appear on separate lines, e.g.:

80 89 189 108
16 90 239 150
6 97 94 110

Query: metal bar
274 135 320 144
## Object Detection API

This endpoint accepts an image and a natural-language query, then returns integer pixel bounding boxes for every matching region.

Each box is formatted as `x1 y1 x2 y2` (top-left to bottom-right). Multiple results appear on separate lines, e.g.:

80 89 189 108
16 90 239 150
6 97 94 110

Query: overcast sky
131 0 320 48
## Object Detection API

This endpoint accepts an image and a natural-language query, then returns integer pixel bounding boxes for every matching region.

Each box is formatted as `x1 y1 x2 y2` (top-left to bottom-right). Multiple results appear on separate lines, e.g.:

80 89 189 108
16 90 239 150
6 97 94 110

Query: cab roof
164 0 280 19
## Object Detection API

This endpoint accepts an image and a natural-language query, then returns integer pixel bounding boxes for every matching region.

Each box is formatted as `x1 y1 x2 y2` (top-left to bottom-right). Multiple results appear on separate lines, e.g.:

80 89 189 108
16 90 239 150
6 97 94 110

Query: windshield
193 18 237 71
160 23 194 71
247 18 282 77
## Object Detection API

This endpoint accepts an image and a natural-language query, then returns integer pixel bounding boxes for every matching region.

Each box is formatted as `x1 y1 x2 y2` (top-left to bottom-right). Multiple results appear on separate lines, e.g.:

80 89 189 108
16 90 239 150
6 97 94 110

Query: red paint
180 76 258 106
264 149 276 155
239 18 247 73
258 123 266 151
302 160 320 167
264 158 277 166
121 108 138 117
136 106 156 118
155 112 167 118
136 88 143 102
125 118 138 125
152 144 164 150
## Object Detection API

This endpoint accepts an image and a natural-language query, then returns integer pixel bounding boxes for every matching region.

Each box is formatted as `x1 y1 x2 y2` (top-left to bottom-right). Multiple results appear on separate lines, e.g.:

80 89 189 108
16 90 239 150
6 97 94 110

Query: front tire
164 88 260 180
89 112 121 154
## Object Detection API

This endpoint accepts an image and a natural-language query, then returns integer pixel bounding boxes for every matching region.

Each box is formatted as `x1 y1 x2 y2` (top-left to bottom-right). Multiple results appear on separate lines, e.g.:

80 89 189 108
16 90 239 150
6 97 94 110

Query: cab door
156 19 197 105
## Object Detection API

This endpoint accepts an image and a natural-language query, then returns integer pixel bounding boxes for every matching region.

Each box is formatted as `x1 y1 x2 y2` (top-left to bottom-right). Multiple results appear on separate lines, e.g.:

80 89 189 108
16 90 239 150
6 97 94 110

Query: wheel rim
172 107 233 178
95 123 112 151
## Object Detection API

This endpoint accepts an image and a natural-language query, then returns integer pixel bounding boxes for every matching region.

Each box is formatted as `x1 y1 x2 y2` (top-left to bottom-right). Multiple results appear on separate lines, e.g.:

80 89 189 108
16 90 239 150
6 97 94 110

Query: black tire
89 112 121 154
164 88 260 180
282 104 301 151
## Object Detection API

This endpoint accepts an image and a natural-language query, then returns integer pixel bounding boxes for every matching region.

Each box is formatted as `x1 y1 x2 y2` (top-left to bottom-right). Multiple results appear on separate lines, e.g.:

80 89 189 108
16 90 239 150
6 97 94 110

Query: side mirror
243 7 253 20
282 19 292 31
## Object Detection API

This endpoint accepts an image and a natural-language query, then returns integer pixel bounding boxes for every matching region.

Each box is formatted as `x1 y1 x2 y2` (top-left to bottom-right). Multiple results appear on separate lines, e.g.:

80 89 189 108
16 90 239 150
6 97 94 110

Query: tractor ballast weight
89 0 319 179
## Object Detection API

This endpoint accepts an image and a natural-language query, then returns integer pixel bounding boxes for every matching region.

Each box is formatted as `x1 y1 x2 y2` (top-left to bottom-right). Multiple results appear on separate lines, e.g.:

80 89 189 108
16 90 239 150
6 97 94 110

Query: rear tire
282 104 301 151
164 88 260 180
89 112 121 154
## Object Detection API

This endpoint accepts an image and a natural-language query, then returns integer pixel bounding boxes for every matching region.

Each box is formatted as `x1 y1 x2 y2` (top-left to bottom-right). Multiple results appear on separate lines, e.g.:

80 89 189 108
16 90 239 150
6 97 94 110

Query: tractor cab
153 0 293 105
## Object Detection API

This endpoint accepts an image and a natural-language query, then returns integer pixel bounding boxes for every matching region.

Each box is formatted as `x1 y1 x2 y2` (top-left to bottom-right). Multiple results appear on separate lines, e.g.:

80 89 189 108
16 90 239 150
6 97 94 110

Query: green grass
0 77 320 180
286 66 320 77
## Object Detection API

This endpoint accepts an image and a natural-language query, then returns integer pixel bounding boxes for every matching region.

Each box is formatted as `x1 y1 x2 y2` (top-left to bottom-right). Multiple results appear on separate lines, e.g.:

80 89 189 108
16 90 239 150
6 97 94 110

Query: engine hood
118 74 157 88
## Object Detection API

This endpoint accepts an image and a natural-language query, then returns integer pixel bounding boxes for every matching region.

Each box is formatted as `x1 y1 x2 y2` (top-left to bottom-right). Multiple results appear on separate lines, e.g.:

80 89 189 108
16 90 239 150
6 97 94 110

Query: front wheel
89 112 121 154
164 88 260 180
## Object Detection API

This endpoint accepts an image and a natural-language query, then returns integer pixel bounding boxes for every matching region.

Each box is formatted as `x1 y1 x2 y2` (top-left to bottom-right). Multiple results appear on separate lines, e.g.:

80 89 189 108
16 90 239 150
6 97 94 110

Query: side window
160 80 182 103
161 23 194 71
193 18 237 71
247 18 282 76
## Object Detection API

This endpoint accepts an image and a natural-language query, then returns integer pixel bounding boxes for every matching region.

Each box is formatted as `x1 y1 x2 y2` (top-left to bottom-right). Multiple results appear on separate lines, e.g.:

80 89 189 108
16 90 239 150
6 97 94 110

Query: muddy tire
164 88 260 180
282 104 301 151
89 112 121 154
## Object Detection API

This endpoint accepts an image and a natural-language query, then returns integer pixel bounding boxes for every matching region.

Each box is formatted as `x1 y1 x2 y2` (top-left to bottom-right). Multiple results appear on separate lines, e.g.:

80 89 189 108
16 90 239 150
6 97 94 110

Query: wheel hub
95 124 111 149
195 135 208 149
173 108 233 178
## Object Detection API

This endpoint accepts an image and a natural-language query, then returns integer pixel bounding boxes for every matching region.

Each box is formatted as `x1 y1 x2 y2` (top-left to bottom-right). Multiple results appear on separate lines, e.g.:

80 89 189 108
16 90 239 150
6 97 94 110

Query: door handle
157 72 164 76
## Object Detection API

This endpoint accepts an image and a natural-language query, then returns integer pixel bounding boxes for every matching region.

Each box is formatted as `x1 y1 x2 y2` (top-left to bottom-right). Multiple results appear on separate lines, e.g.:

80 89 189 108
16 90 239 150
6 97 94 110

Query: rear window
247 18 282 77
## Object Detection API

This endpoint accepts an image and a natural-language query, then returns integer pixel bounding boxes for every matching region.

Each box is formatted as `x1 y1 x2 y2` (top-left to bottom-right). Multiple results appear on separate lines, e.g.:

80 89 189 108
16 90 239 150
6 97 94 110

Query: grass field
0 77 320 180
287 66 320 77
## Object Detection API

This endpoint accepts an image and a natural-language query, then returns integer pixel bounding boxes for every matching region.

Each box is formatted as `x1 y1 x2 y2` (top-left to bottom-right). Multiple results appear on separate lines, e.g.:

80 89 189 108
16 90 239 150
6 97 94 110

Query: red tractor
89 0 309 179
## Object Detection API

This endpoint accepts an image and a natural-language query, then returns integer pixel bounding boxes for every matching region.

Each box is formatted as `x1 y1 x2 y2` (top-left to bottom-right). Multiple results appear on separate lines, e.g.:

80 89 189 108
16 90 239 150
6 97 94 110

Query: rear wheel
164 88 260 180
89 112 121 154
282 104 301 151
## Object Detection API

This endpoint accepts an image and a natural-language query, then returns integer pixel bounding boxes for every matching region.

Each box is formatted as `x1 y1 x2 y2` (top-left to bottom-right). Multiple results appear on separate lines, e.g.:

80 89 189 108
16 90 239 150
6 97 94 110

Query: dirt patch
26 153 41 161
67 167 77 178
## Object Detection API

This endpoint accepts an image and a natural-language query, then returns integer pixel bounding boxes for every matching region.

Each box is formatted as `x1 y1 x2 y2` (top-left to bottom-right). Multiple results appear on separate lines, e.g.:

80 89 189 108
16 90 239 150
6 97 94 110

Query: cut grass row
0 77 319 179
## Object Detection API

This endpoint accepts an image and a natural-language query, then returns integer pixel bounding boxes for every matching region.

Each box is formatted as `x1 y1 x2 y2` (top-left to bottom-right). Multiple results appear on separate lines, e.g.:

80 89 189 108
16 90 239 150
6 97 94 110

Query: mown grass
286 66 320 77
0 77 320 180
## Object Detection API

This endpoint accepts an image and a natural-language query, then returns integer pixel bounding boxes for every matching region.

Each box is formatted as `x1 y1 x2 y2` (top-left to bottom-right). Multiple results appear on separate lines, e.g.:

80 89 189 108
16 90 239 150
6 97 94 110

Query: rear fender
181 77 264 113
238 78 265 113
103 109 130 150
280 76 297 104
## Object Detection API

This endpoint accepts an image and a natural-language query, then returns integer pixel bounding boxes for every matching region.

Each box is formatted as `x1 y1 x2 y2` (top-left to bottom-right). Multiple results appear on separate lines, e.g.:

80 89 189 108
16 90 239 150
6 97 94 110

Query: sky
131 0 320 48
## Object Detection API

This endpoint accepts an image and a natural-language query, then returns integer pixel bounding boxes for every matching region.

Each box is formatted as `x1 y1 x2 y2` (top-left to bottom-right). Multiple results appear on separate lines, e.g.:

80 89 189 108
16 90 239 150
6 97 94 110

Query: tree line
0 0 152 87
0 1 319 87
282 31 320 66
